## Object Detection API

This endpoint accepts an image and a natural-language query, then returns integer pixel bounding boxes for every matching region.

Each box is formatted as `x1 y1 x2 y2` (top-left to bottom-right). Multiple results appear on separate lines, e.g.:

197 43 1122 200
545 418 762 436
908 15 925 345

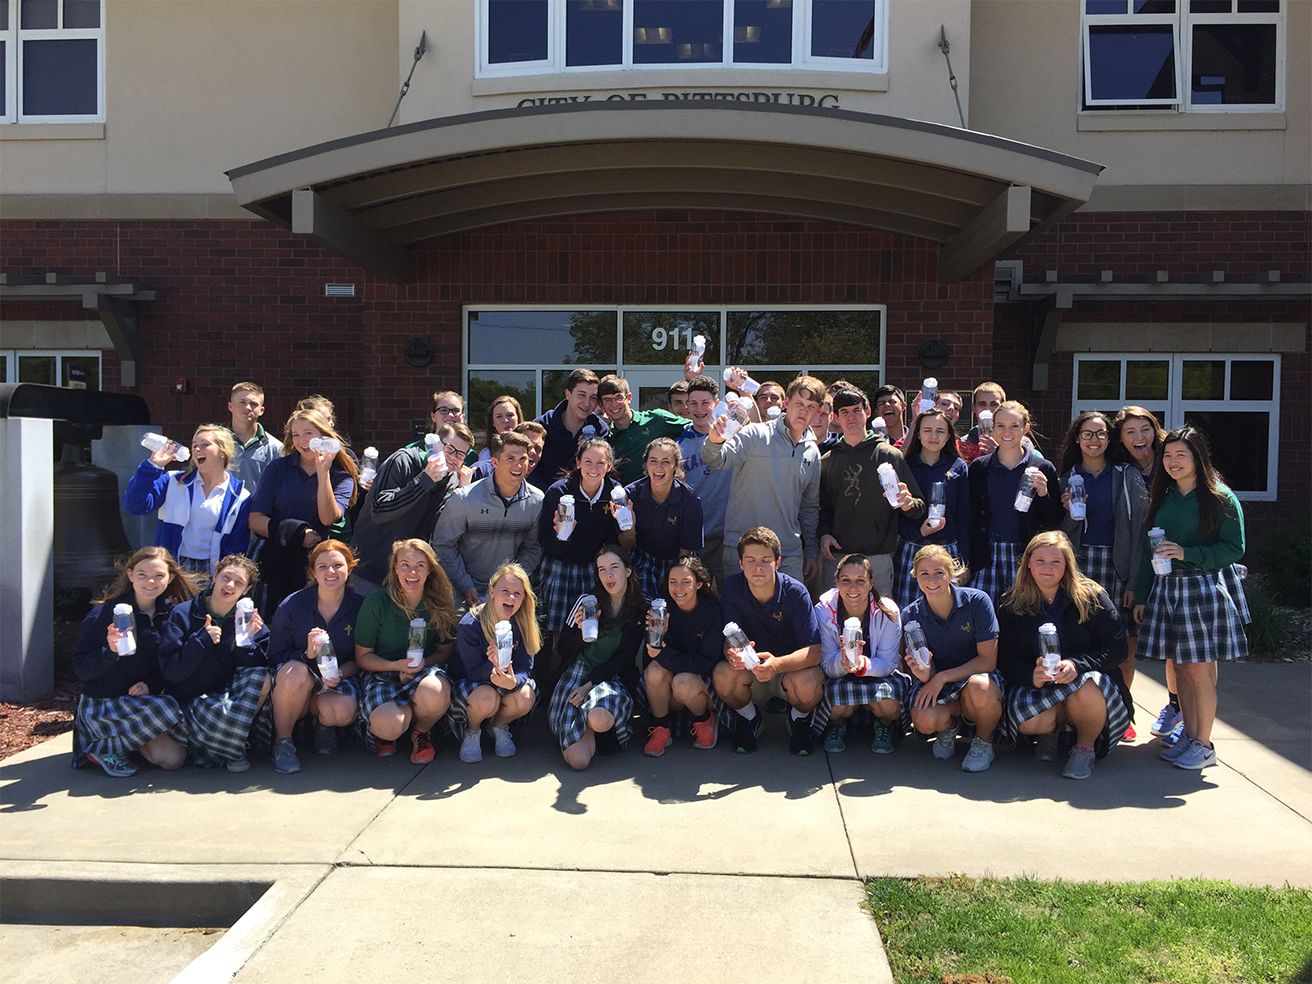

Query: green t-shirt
355 590 440 662
608 408 689 484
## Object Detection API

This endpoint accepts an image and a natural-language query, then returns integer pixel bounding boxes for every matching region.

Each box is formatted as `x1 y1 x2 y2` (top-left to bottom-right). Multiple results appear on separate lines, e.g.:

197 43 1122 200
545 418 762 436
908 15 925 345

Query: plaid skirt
894 539 959 611
183 666 269 766
251 667 362 750
1000 671 1131 759
548 659 635 751
179 555 211 590
536 556 596 632
906 671 1004 710
632 673 716 738
631 547 674 604
446 675 539 741
73 694 189 766
1138 567 1250 664
360 665 448 719
1078 544 1136 638
972 541 1022 606
814 671 912 735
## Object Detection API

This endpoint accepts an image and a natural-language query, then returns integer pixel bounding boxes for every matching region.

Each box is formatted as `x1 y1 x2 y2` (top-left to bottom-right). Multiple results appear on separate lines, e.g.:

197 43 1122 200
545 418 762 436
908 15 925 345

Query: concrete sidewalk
2 662 1308 983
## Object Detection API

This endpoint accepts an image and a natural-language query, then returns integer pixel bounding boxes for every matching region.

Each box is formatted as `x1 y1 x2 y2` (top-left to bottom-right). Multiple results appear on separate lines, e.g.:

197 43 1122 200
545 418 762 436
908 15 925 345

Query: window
0 0 104 123
1072 353 1280 499
1081 0 1283 112
1 349 101 389
477 0 887 76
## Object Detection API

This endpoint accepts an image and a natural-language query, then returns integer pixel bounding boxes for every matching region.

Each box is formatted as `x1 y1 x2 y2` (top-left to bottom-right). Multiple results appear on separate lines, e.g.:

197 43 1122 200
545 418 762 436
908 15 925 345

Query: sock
790 706 807 721
594 728 621 756
650 714 670 729
1168 692 1180 711
736 702 758 721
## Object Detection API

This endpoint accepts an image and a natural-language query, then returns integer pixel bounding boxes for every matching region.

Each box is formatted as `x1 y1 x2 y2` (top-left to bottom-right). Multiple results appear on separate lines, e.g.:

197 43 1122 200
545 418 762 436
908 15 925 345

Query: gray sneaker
961 737 995 772
271 738 301 774
1036 732 1060 762
1062 744 1096 780
932 728 957 760
314 722 339 756
226 755 250 773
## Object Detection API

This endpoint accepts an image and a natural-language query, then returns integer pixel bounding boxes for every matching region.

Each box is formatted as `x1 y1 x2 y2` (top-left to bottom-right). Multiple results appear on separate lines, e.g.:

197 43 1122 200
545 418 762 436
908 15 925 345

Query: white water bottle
1039 622 1062 675
494 620 515 671
112 603 137 656
720 399 751 440
234 598 255 648
1067 473 1086 521
872 417 888 441
610 486 634 531
406 618 426 669
579 594 599 643
920 377 938 415
647 598 669 648
309 436 341 455
313 629 339 685
1014 467 1039 512
877 462 901 508
928 482 946 526
723 622 759 669
688 334 706 375
723 366 761 397
140 433 190 463
904 621 931 671
423 434 449 477
1149 527 1172 575
360 447 379 486
766 406 781 420
841 617 864 672
556 494 576 540
977 410 993 439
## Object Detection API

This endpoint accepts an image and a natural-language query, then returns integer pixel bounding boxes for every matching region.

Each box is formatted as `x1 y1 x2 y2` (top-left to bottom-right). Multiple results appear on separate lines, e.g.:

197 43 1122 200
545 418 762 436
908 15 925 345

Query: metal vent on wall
324 283 356 297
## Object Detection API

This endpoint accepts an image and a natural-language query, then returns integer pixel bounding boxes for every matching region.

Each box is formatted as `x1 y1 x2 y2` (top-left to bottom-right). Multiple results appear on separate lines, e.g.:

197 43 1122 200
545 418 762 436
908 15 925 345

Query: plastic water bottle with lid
556 494 576 540
581 424 597 442
711 392 734 420
112 603 137 655
1148 526 1172 575
313 629 339 685
234 598 255 648
1014 467 1039 512
871 417 888 441
423 434 448 476
610 486 634 531
309 436 340 455
140 433 190 463
766 406 781 420
579 594 599 643
841 617 864 671
359 447 379 486
688 334 706 374
876 462 901 508
1067 473 1086 520
494 620 515 671
723 622 759 669
928 482 946 526
904 621 931 671
719 399 751 440
723 366 761 397
977 410 993 438
919 377 938 415
647 598 669 648
1038 622 1062 674
406 618 426 669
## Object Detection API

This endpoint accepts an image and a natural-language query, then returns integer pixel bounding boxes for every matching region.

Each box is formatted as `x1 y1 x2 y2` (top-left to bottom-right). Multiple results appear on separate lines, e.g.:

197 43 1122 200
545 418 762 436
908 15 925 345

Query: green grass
865 876 1312 984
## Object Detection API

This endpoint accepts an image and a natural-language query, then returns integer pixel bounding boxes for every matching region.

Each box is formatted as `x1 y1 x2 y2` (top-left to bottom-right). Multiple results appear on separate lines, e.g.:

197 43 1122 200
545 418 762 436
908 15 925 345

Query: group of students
71 369 1250 779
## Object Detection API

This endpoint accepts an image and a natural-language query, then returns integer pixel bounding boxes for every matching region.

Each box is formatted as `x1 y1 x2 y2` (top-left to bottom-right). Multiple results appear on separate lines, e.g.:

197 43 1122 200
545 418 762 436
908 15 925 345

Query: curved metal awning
227 101 1103 284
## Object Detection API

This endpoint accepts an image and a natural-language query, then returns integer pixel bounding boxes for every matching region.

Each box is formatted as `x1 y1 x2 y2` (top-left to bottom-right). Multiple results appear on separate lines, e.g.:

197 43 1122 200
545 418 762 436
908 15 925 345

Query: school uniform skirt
972 541 1022 606
894 539 960 610
906 671 1005 710
536 556 596 633
813 671 912 735
1138 566 1250 664
183 666 270 766
1000 672 1131 758
446 675 538 741
73 694 189 766
1077 544 1134 636
631 547 675 604
548 660 635 751
251 665 362 750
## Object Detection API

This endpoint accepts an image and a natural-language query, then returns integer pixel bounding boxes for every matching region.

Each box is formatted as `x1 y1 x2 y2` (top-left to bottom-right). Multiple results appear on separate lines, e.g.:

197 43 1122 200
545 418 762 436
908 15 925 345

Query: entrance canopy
227 102 1102 284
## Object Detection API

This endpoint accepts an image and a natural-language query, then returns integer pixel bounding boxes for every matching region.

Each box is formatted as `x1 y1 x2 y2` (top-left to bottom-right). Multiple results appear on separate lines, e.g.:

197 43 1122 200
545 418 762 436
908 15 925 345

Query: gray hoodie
431 475 543 595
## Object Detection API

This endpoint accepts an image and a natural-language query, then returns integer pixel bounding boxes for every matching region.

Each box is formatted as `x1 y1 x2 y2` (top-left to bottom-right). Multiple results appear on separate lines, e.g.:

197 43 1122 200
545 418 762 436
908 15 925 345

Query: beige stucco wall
970 0 1311 208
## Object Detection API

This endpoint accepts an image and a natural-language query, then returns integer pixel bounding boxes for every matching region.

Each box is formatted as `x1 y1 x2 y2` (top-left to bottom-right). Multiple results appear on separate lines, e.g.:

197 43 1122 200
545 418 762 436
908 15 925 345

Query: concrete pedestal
0 417 55 702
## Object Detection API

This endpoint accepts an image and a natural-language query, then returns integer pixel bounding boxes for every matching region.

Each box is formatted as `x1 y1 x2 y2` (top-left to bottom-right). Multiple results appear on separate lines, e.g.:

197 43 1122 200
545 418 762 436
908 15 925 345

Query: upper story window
0 0 104 123
478 0 888 77
1081 0 1283 112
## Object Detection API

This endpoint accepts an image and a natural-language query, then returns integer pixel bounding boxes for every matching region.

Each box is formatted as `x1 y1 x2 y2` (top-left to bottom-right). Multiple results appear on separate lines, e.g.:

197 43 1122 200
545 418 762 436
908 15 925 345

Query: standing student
551 546 646 770
1134 427 1249 771
620 438 703 601
354 540 459 763
753 380 786 420
71 547 196 777
530 369 609 490
160 555 270 772
814 554 907 755
642 556 722 754
900 545 1004 773
958 382 1006 465
967 401 1061 605
676 374 734 587
872 385 909 447
996 532 1132 780
228 382 283 487
896 409 972 607
474 394 522 468
598 374 688 485
667 380 690 417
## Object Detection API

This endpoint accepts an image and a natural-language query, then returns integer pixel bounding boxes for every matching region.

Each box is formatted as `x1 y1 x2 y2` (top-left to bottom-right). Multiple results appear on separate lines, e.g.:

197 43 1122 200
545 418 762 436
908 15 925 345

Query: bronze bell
53 443 132 591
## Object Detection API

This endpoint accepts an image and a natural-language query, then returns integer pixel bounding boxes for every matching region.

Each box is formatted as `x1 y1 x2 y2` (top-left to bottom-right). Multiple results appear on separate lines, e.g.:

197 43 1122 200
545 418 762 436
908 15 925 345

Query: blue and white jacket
123 460 252 574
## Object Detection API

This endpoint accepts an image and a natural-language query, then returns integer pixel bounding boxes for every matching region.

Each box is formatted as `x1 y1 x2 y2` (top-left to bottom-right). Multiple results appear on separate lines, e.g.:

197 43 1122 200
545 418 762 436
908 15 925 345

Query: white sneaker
492 725 517 758
932 728 956 760
459 730 483 763
961 737 995 772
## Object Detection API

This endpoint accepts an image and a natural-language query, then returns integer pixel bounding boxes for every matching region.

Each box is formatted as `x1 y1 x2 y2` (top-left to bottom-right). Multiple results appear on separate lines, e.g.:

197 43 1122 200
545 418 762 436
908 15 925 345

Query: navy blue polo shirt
721 571 821 658
1075 465 1115 547
986 449 1038 543
539 474 622 565
250 454 354 536
267 585 366 669
900 586 998 671
628 477 704 561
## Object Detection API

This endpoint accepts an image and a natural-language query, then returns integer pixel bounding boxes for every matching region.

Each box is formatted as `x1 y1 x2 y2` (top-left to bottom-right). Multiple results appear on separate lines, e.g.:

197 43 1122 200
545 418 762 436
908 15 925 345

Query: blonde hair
910 544 966 585
281 407 359 506
476 563 542 656
382 539 459 639
1000 531 1105 623
187 424 236 475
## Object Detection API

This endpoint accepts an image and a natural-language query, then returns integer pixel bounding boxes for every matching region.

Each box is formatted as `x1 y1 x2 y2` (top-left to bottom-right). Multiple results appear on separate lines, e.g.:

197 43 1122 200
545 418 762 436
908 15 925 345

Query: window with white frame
1081 0 1284 112
478 0 888 77
1 348 102 389
1072 353 1281 500
0 0 104 123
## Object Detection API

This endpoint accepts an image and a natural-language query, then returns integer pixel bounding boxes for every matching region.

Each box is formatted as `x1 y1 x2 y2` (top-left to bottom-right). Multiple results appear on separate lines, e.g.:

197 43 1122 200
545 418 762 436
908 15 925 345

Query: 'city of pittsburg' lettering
516 91 841 108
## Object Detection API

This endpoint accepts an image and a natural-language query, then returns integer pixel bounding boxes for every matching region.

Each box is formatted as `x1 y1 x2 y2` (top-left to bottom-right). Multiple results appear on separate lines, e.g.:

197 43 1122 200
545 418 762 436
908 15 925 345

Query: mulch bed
0 679 79 761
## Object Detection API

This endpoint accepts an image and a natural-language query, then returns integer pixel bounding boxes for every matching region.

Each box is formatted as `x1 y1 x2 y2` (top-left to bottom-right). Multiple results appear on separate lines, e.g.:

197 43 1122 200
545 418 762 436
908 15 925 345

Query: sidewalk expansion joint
324 861 868 883
824 751 862 880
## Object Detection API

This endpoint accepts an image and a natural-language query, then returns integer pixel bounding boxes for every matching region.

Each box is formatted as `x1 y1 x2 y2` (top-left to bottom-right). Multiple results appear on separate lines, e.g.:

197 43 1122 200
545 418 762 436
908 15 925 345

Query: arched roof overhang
227 101 1103 284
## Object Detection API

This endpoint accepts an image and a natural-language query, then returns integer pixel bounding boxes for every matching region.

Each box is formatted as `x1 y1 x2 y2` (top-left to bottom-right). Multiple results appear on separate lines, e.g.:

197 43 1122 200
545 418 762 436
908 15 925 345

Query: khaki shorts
748 675 789 705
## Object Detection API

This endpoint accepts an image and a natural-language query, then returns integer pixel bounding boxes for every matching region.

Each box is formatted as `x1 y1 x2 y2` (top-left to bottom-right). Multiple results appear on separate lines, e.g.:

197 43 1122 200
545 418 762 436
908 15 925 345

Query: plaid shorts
73 694 189 765
535 556 596 632
906 671 1004 710
1138 568 1250 664
972 541 1021 607
814 671 912 735
1000 671 1131 758
178 555 211 590
548 659 635 751
894 539 959 612
631 547 674 605
446 675 539 741
183 666 270 766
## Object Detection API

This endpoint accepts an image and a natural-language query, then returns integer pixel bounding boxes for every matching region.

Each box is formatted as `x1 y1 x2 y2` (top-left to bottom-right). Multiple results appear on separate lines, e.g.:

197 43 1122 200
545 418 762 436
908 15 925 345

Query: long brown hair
665 555 719 603
1001 531 1104 623
95 546 198 606
382 539 458 639
903 408 960 464
476 563 542 656
1057 410 1110 476
834 553 899 623
590 544 644 632
1109 406 1166 470
281 407 359 506
1145 426 1234 541
484 394 524 450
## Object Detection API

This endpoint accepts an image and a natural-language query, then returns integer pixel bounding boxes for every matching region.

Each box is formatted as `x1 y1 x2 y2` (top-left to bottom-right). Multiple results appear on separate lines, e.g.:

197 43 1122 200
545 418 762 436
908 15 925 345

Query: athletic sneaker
87 751 137 778
1160 718 1186 748
1173 738 1217 770
1159 732 1191 762
1062 744 1096 780
871 723 895 755
932 728 957 760
787 713 815 756
961 737 995 772
731 712 764 754
492 725 517 758
823 722 847 753
1151 703 1181 737
958 717 977 743
644 725 673 757
766 696 789 714
226 755 250 774
459 730 483 763
1123 723 1137 741
271 738 301 774
314 722 339 756
1035 732 1060 762
410 728 435 765
690 714 718 750
375 738 397 759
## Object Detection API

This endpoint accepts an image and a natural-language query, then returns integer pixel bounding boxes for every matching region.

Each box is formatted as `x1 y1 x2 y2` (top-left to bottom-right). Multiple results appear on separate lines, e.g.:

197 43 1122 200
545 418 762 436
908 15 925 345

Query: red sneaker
410 729 434 765
1124 723 1137 741
375 738 396 758
643 725 673 757
691 714 718 750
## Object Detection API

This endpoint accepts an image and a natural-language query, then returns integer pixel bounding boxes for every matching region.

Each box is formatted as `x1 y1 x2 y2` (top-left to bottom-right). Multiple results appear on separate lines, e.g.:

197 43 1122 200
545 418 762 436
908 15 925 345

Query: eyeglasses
435 405 462 417
1079 429 1110 441
442 442 467 457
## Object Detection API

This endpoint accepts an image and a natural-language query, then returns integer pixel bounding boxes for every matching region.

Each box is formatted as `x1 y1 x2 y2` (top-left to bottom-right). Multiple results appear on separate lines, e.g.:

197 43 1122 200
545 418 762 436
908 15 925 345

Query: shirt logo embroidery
667 516 679 525
772 611 783 621
843 463 863 505
961 622 971 632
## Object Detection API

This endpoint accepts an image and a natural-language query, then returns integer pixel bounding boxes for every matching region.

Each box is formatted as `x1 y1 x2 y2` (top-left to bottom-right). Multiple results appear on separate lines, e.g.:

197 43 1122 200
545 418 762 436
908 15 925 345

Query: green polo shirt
607 408 689 484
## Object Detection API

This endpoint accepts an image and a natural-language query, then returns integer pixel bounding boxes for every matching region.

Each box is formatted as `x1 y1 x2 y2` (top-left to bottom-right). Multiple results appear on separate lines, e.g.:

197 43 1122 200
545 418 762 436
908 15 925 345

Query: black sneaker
732 712 764 754
787 713 815 756
765 696 789 714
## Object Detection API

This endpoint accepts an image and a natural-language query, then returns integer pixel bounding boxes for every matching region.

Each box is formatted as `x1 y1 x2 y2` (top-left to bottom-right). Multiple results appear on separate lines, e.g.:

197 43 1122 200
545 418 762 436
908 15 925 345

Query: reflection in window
567 0 623 66
1077 359 1122 401
633 0 723 63
622 312 721 367
733 0 792 64
488 0 548 63
726 310 882 366
1191 22 1277 104
468 310 617 365
811 0 876 59
542 368 616 407
1184 410 1268 492
1087 25 1177 102
467 371 536 439
18 354 56 385
1181 359 1226 399
1126 359 1170 401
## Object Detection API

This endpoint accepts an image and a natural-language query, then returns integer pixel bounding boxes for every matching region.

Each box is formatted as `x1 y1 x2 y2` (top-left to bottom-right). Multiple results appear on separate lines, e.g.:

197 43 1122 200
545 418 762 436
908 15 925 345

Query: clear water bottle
423 433 449 476
112 603 137 656
928 482 947 526
234 598 255 648
313 629 339 685
1067 473 1086 521
1039 622 1062 674
309 436 341 455
723 622 760 669
1014 467 1039 513
977 410 993 439
920 377 938 415
723 366 761 397
406 617 426 669
610 486 634 531
877 462 901 508
647 598 669 648
904 620 931 671
579 594 599 643
1148 526 1172 575
872 417 888 441
359 447 379 486
556 494 576 540
841 617 864 672
140 433 190 463
720 399 751 439
688 334 706 375
711 393 734 420
494 619 515 671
